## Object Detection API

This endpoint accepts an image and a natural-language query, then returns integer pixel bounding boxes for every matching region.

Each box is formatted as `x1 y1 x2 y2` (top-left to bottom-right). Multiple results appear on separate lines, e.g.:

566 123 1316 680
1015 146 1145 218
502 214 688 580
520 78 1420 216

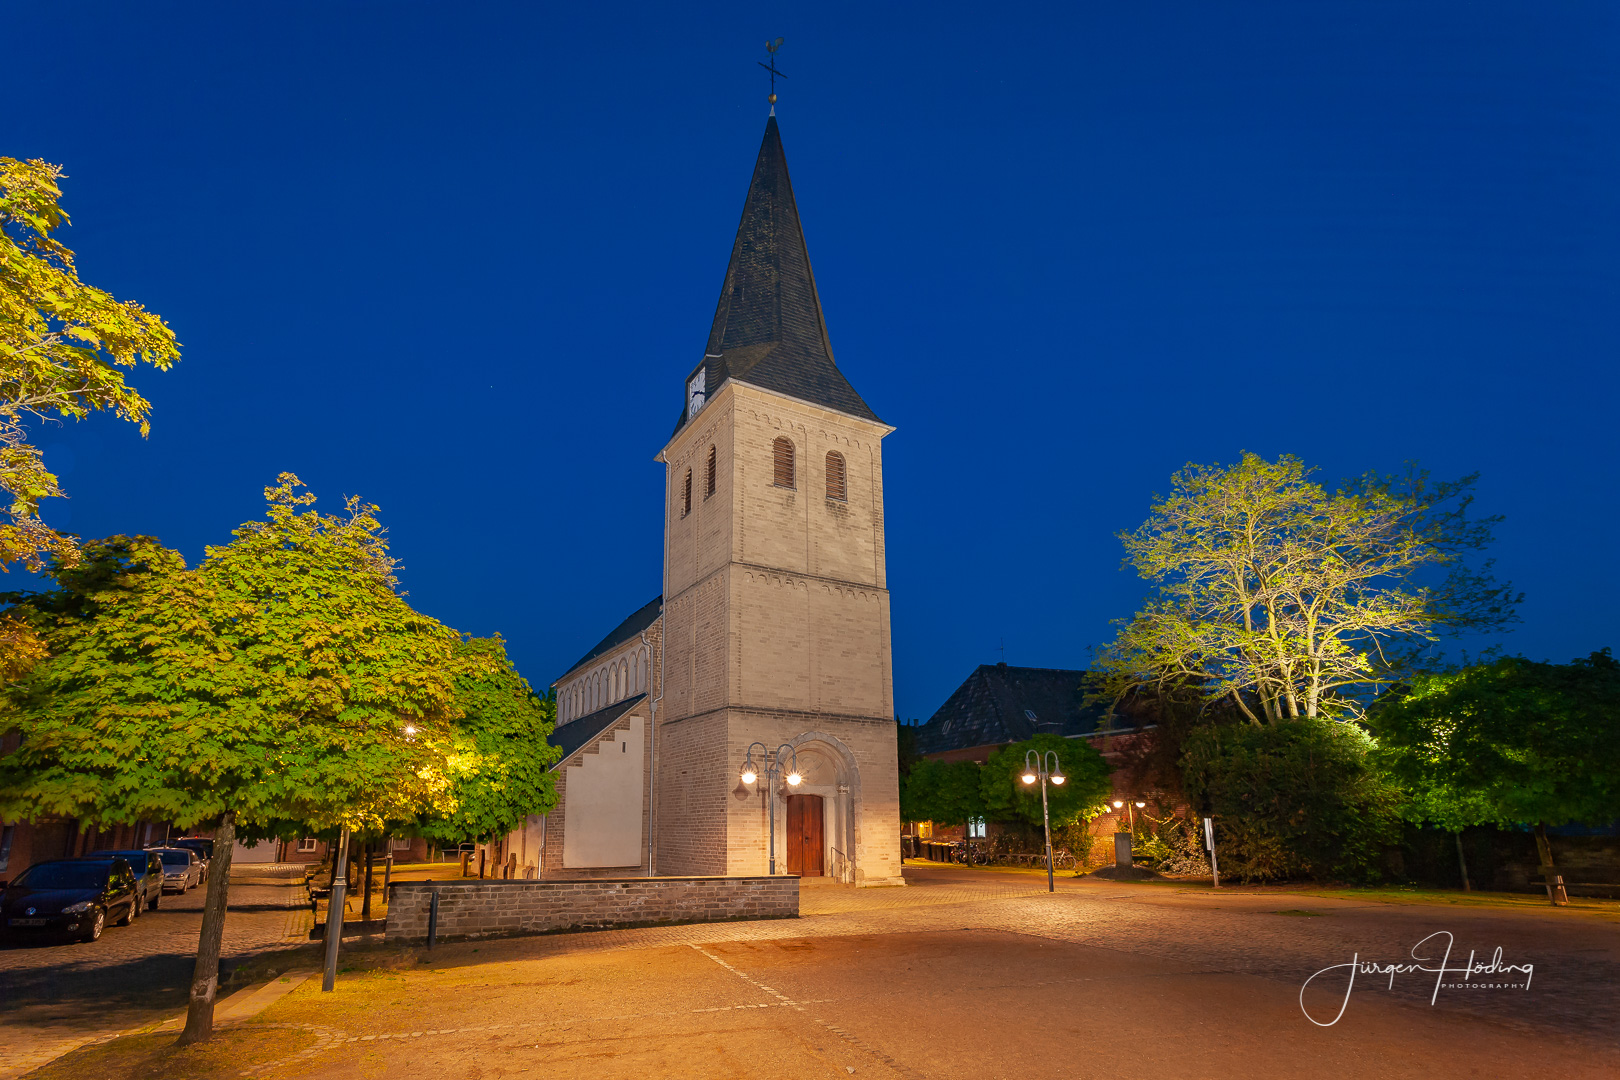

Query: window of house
683 468 692 515
706 445 717 497
917 821 934 839
390 837 411 851
825 451 846 501
969 817 987 839
0 824 13 872
772 437 795 488
298 837 318 853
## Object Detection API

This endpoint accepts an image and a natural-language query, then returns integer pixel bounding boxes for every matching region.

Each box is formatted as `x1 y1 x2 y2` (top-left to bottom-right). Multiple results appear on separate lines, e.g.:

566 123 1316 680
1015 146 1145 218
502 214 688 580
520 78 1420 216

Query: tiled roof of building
549 694 645 769
914 664 1110 757
675 116 880 434
555 596 661 685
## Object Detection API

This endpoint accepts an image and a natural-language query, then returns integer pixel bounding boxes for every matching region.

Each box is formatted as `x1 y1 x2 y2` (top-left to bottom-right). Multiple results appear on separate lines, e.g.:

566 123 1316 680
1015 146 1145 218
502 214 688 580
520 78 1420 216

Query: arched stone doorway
783 732 860 883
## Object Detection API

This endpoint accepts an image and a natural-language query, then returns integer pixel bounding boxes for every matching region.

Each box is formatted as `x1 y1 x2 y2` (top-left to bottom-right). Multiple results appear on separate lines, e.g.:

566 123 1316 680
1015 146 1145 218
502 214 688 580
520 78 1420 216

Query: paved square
11 865 1619 1079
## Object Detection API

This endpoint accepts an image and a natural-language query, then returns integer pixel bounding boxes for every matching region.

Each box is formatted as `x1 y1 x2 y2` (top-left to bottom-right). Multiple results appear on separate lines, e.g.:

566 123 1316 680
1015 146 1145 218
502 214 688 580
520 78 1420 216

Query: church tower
655 116 902 886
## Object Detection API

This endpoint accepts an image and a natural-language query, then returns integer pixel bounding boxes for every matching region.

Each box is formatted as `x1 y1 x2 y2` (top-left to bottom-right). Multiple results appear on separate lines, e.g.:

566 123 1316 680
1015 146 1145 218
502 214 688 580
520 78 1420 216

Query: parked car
0 857 140 942
148 847 202 893
90 849 166 910
171 837 213 883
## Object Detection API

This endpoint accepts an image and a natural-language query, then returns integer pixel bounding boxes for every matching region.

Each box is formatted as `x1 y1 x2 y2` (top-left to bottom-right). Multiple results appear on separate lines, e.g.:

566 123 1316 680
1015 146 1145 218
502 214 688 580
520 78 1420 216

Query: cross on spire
758 37 786 114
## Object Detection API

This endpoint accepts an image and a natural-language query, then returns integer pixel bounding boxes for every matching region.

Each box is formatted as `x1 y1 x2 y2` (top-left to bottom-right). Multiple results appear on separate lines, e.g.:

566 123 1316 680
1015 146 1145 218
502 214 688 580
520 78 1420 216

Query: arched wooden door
786 794 824 877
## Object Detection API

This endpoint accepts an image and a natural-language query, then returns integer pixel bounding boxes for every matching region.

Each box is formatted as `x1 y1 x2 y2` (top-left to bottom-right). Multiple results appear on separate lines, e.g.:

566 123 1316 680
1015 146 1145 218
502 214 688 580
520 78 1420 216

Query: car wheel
83 908 105 942
122 898 138 925
149 892 160 911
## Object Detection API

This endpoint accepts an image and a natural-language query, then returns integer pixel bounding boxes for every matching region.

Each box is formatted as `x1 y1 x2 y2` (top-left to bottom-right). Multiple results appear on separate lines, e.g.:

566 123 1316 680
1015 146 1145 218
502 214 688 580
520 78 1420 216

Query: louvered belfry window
683 468 692 515
772 436 795 488
825 451 847 501
706 445 717 497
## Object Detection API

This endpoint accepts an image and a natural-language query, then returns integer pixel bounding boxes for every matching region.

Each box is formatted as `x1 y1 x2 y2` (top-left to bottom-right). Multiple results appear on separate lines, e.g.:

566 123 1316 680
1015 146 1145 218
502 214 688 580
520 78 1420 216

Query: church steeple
678 116 879 431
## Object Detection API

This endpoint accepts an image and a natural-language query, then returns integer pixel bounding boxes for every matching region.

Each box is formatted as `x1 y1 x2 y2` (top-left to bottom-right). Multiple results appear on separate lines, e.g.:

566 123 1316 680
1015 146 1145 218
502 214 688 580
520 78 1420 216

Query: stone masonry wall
656 382 902 886
384 875 797 943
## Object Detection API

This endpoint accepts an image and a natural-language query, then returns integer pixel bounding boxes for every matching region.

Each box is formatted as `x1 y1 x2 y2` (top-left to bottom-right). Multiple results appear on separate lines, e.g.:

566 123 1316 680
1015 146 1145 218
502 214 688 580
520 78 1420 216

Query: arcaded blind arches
825 451 847 501
706 445 717 497
683 468 692 515
773 436 795 488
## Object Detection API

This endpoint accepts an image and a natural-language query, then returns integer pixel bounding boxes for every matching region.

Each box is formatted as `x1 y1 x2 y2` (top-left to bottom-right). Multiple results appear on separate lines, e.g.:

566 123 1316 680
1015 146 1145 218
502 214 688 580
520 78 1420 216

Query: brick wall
383 875 798 943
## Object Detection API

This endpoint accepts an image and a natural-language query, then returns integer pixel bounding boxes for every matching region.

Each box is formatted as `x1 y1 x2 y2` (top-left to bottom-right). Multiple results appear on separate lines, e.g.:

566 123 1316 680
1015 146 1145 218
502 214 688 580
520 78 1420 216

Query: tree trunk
361 844 374 920
177 812 236 1046
1454 830 1471 892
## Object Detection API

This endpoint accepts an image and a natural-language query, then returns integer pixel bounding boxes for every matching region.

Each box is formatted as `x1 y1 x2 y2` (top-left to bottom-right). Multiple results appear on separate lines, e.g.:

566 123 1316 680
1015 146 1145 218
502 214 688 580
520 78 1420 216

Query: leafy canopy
415 637 560 844
1368 650 1620 829
900 758 985 827
1181 719 1402 883
0 159 179 575
1096 452 1518 723
980 734 1112 829
0 477 494 835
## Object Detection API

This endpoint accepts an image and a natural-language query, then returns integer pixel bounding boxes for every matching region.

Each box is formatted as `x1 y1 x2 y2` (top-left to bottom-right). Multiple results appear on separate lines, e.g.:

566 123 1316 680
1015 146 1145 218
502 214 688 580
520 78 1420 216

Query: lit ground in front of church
26 865 1619 1080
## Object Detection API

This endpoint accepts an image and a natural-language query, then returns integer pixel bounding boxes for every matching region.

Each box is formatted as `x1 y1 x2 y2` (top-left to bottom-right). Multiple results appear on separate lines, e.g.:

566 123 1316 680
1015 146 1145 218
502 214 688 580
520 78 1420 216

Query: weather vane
759 38 786 113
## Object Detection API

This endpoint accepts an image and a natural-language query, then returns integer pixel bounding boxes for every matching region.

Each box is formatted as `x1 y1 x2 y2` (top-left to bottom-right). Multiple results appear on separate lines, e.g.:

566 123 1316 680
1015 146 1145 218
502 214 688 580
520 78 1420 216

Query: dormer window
687 369 707 420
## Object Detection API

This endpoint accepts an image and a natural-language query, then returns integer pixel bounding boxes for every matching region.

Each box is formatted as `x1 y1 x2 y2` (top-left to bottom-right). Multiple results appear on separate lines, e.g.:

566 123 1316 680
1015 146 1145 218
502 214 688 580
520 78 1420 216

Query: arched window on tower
825 451 847 501
683 468 692 516
706 445 717 497
773 436 795 489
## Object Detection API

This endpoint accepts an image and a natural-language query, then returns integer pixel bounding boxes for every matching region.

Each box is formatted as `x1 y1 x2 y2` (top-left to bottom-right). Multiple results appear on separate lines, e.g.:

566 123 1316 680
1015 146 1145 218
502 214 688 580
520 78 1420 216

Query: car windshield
92 851 149 870
14 863 110 890
156 851 192 867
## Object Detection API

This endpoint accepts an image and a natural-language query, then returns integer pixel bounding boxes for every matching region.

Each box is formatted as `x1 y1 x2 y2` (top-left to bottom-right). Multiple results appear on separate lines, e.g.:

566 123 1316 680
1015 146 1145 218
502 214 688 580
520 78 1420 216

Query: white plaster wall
563 715 646 868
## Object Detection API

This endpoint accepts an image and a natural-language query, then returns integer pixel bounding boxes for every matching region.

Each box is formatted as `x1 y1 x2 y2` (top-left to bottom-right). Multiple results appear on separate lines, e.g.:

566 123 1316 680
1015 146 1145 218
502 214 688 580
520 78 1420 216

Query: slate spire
679 116 879 430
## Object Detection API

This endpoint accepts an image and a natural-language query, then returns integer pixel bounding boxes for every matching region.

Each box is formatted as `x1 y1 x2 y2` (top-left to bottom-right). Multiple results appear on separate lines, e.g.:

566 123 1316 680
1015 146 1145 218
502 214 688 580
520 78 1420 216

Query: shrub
1181 720 1401 883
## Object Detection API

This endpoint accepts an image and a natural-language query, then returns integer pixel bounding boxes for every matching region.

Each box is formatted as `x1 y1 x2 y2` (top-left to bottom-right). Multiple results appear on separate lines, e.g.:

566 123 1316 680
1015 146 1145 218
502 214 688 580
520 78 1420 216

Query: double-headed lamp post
1113 797 1147 836
740 742 802 875
1021 750 1066 892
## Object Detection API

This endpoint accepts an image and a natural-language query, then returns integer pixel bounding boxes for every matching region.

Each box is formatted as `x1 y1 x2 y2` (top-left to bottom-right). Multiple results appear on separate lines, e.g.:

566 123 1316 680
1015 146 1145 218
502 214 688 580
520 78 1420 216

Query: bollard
427 886 440 950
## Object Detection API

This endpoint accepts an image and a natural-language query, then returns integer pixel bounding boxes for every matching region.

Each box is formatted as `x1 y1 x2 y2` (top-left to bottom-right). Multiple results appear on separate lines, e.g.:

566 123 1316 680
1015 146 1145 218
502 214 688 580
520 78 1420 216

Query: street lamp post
1021 750 1066 892
740 742 802 875
321 827 350 992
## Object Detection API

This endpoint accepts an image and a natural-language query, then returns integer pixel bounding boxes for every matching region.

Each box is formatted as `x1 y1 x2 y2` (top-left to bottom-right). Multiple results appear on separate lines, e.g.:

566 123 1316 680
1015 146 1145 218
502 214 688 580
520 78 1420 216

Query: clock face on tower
687 369 707 419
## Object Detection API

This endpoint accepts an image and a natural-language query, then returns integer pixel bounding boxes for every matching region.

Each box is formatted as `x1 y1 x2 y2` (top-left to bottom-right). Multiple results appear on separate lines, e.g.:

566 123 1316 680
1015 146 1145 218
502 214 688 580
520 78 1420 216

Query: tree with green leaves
900 758 986 861
1181 719 1402 883
1096 453 1518 723
0 159 179 672
0 477 513 1043
416 637 560 846
980 734 1112 830
1368 650 1620 901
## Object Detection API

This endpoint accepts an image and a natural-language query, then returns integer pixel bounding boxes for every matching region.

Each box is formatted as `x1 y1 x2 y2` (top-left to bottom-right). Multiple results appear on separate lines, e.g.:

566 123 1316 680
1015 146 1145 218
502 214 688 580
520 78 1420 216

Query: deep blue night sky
4 4 1615 720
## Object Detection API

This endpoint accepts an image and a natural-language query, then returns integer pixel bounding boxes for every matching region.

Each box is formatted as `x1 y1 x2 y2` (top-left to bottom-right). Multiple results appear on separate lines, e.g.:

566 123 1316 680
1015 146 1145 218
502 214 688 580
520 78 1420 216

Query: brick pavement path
0 864 312 1079
444 865 1619 1042
13 864 1620 1078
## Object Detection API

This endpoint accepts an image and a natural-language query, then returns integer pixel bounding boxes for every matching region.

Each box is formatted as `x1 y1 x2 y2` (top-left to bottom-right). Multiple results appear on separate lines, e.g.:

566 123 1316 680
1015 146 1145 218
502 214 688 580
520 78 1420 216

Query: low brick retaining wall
384 875 799 943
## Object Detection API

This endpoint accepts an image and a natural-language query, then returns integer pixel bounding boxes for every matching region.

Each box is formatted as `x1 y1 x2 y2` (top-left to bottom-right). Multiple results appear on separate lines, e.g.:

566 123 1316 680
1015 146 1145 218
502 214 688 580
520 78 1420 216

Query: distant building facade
907 662 1158 849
